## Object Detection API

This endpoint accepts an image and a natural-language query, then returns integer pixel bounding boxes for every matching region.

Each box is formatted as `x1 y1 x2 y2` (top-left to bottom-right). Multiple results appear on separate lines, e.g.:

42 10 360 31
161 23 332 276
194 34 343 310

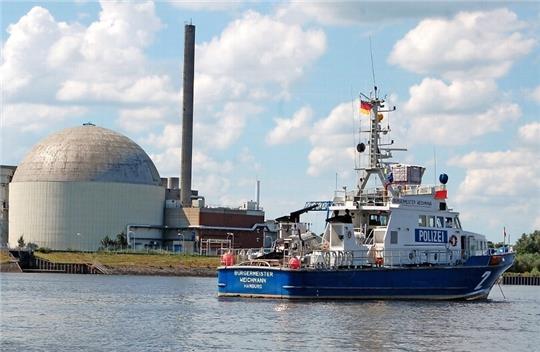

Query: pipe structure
256 180 260 210
181 24 195 207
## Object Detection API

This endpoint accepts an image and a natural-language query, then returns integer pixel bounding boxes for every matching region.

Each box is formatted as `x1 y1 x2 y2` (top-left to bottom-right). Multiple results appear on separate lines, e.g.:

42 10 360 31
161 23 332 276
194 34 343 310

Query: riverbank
0 250 22 272
31 251 220 277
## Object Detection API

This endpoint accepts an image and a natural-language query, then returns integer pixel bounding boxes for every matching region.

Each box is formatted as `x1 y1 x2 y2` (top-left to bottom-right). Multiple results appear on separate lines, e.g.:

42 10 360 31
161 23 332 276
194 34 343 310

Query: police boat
217 87 515 300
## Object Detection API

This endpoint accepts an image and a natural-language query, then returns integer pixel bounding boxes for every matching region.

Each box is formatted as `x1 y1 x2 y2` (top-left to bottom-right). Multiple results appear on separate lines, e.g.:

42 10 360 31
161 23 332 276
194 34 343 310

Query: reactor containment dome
9 124 165 251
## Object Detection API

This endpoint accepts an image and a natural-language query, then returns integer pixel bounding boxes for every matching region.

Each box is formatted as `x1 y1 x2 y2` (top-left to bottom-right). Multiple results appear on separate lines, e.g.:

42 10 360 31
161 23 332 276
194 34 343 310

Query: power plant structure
6 124 165 251
4 24 272 253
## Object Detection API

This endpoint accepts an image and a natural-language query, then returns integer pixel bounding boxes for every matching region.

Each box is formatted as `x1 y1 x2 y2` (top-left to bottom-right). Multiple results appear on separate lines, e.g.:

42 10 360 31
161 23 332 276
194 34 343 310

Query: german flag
360 100 373 115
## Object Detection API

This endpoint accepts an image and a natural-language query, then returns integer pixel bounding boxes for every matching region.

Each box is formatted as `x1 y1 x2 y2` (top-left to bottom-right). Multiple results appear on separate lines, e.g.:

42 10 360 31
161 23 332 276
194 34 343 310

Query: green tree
100 236 115 250
116 232 127 249
513 230 540 255
507 230 540 274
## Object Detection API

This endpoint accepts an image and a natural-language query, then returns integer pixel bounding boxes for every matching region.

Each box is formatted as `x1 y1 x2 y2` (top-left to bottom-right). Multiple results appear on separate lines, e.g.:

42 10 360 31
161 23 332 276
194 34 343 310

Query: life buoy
449 235 458 247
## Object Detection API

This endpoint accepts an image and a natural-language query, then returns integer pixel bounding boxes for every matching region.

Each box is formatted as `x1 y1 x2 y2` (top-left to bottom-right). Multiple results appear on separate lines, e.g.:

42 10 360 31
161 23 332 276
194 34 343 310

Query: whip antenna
369 36 376 90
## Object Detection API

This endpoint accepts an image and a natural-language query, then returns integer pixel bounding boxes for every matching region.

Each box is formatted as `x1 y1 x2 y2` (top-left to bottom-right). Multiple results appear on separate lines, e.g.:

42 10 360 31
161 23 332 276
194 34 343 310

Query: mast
357 87 403 197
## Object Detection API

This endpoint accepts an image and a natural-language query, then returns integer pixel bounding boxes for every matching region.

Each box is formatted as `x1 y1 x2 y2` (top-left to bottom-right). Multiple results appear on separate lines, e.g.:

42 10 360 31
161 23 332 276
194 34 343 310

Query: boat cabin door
460 235 466 261
461 235 471 260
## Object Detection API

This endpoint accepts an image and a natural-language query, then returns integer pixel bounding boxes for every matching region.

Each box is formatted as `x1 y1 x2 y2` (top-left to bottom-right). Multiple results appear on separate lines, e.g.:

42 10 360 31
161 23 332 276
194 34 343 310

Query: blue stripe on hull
217 254 514 301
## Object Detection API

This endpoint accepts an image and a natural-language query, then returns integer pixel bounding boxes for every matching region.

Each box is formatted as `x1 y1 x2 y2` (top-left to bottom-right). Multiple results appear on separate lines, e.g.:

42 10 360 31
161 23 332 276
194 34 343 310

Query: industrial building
1 165 17 245
5 23 272 253
7 124 165 251
5 124 269 252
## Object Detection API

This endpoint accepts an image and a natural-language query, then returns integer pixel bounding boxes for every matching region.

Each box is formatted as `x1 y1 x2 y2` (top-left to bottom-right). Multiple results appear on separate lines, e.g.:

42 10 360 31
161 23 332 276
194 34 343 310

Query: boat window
445 217 453 228
369 214 379 226
380 215 388 226
454 217 462 229
390 230 398 244
428 216 435 228
436 217 444 228
469 237 477 252
418 215 427 227
369 214 388 226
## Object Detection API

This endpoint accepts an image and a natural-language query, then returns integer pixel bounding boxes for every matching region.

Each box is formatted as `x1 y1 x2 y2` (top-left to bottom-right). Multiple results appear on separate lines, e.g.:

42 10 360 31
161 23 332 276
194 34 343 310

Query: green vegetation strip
35 252 220 269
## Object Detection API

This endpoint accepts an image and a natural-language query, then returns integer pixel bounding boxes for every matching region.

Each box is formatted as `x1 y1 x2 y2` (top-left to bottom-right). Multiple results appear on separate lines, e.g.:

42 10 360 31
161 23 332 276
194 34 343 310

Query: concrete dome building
8 124 165 250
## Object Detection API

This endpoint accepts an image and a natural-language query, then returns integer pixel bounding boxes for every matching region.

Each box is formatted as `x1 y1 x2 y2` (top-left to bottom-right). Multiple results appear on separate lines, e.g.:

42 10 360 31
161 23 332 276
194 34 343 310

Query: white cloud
389 9 535 80
388 9 536 149
276 2 502 26
447 133 540 235
143 123 182 149
266 106 313 145
236 147 262 173
404 78 498 114
117 107 169 133
518 122 540 146
1 7 69 97
149 146 181 177
57 75 177 103
1 103 87 132
195 102 263 149
307 101 358 176
151 148 234 180
1 1 174 106
194 72 247 106
393 45 525 146
167 1 240 12
405 103 521 145
196 11 326 93
193 151 233 174
448 121 540 203
529 85 540 104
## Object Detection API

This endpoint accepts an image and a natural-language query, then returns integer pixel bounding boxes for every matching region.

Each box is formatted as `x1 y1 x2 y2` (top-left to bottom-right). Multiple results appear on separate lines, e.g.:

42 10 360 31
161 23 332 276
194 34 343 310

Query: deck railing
224 247 492 270
332 185 446 207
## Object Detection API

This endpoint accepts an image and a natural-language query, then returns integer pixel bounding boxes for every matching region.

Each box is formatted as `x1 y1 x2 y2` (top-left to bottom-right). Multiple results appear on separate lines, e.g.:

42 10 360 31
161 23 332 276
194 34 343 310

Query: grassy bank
34 251 220 276
0 250 12 264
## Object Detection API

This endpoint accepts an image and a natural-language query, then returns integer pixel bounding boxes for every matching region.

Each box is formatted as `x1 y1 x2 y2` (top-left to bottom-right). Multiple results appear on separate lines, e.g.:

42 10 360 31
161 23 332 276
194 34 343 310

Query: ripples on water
1 273 539 352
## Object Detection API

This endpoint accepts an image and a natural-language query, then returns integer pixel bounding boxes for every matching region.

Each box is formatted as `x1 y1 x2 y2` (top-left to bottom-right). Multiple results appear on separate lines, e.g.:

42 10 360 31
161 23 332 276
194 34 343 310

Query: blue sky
1 1 539 242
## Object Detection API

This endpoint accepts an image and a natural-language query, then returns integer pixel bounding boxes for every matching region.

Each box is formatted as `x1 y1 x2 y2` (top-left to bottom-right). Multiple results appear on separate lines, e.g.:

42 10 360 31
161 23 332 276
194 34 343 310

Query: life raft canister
449 235 458 247
289 257 301 269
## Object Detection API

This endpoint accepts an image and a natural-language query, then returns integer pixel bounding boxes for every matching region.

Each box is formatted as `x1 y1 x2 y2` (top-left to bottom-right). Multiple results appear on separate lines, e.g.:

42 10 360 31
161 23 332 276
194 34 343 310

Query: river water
1 273 539 352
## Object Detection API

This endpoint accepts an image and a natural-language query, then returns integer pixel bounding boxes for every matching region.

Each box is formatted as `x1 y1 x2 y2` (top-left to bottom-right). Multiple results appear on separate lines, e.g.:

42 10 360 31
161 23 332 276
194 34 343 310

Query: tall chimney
181 24 195 207
256 180 260 210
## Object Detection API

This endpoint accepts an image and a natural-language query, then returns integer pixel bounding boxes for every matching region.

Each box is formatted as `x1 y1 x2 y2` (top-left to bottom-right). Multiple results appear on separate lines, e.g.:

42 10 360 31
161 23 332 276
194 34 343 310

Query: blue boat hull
217 254 514 300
